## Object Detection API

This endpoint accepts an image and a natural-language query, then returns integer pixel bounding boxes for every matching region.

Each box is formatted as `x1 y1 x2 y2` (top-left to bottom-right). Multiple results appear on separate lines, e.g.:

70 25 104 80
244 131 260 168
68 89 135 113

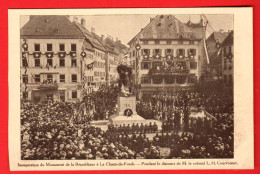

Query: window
229 46 232 53
22 75 28 83
178 49 185 56
141 77 150 84
224 75 227 83
34 44 40 51
34 74 40 83
23 92 28 99
141 62 150 69
72 74 77 83
189 49 196 56
60 74 65 82
166 40 171 44
59 44 65 51
47 94 53 100
188 74 197 83
71 59 77 67
60 91 65 102
153 62 162 69
22 58 27 67
47 58 53 66
166 49 172 54
47 74 53 82
190 62 197 69
190 41 194 44
142 49 150 55
59 58 65 67
176 76 186 84
71 44 76 51
47 44 52 51
143 40 148 45
35 58 40 67
154 49 161 55
133 50 135 57
155 40 160 44
72 91 77 99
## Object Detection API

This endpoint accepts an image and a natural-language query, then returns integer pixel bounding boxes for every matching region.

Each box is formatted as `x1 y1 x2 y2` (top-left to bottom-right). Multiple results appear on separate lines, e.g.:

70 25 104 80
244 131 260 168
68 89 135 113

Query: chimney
116 37 118 42
81 18 85 26
73 16 78 23
219 29 224 33
101 35 104 40
228 30 232 33
91 27 95 33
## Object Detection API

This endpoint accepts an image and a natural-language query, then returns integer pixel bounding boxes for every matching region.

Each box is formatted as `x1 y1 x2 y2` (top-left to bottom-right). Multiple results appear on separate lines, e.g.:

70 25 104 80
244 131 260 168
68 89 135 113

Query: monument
91 63 161 130
109 64 149 125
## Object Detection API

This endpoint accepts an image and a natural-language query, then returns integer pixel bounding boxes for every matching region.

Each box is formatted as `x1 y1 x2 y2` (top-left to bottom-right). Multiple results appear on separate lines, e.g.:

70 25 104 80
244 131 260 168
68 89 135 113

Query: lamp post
135 43 141 85
135 42 141 99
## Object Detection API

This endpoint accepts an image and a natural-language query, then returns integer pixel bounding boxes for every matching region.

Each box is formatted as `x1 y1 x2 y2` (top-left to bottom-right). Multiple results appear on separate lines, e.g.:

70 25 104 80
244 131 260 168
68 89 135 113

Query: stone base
109 114 162 130
109 114 144 125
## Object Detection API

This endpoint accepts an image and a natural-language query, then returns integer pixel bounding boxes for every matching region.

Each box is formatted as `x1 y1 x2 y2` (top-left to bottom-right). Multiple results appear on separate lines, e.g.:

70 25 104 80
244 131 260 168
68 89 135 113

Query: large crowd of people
21 84 234 159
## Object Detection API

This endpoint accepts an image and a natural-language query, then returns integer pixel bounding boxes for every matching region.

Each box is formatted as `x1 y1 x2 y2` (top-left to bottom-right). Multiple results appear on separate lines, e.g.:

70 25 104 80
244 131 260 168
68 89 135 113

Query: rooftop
128 15 206 45
20 15 85 39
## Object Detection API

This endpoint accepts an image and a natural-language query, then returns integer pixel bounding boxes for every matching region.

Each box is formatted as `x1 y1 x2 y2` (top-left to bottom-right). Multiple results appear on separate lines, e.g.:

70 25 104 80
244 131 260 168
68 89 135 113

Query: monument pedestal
109 96 145 125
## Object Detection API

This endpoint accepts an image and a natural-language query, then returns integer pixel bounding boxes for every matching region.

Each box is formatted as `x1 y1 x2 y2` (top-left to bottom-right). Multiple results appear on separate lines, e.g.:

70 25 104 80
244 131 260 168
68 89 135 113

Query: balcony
149 67 190 77
38 81 58 90
141 54 196 61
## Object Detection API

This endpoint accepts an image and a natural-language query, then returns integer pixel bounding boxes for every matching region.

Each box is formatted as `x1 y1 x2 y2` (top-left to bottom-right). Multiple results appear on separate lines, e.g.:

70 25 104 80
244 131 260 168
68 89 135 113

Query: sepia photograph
8 8 253 170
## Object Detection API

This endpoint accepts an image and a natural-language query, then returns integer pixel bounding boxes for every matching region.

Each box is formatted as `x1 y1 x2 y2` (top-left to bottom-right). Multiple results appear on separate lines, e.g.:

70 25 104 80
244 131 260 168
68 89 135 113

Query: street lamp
135 43 141 85
135 42 141 99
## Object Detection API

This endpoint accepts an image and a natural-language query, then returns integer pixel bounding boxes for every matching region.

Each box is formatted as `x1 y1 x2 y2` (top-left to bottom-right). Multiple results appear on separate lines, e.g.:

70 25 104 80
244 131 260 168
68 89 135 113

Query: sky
21 14 233 46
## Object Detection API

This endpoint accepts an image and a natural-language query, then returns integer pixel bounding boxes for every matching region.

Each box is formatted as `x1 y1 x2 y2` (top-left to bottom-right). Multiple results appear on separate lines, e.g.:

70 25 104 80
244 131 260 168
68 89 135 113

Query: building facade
221 31 234 86
75 20 107 92
206 30 229 78
20 15 85 102
128 15 208 97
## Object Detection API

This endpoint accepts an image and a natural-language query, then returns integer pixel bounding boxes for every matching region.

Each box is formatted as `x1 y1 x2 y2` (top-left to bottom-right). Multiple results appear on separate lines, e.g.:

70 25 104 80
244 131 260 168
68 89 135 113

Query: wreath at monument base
124 108 133 117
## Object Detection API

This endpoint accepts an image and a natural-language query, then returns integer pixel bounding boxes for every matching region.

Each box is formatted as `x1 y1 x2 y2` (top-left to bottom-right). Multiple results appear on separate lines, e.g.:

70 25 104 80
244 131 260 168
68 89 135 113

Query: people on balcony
41 79 57 84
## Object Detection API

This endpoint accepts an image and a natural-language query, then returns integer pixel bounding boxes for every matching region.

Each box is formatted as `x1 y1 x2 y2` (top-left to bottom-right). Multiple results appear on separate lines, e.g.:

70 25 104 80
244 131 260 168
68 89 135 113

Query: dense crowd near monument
20 83 234 160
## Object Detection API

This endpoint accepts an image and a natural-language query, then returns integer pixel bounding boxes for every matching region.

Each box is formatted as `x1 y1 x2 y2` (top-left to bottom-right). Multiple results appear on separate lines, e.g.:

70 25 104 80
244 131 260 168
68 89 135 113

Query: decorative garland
142 55 196 61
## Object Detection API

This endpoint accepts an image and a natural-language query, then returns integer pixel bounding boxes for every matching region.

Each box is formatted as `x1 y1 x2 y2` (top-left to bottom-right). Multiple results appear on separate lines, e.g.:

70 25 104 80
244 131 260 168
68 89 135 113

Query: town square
20 14 234 160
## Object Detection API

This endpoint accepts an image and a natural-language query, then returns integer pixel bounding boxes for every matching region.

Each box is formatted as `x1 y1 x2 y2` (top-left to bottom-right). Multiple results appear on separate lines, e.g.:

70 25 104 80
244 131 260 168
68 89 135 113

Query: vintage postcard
8 8 253 170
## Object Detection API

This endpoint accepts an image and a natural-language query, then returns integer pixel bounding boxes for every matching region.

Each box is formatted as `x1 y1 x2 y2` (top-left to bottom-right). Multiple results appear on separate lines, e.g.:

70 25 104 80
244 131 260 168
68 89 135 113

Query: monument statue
117 64 133 96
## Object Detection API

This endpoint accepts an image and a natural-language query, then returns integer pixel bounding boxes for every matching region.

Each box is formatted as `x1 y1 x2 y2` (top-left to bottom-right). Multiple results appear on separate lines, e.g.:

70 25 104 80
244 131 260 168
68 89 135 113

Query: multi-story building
105 45 119 84
75 20 107 91
20 15 85 102
221 30 233 86
103 36 128 84
206 30 229 78
128 15 208 97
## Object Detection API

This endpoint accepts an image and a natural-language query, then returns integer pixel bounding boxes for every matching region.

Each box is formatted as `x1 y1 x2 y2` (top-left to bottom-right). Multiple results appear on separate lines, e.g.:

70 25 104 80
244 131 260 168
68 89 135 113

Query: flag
87 62 94 70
